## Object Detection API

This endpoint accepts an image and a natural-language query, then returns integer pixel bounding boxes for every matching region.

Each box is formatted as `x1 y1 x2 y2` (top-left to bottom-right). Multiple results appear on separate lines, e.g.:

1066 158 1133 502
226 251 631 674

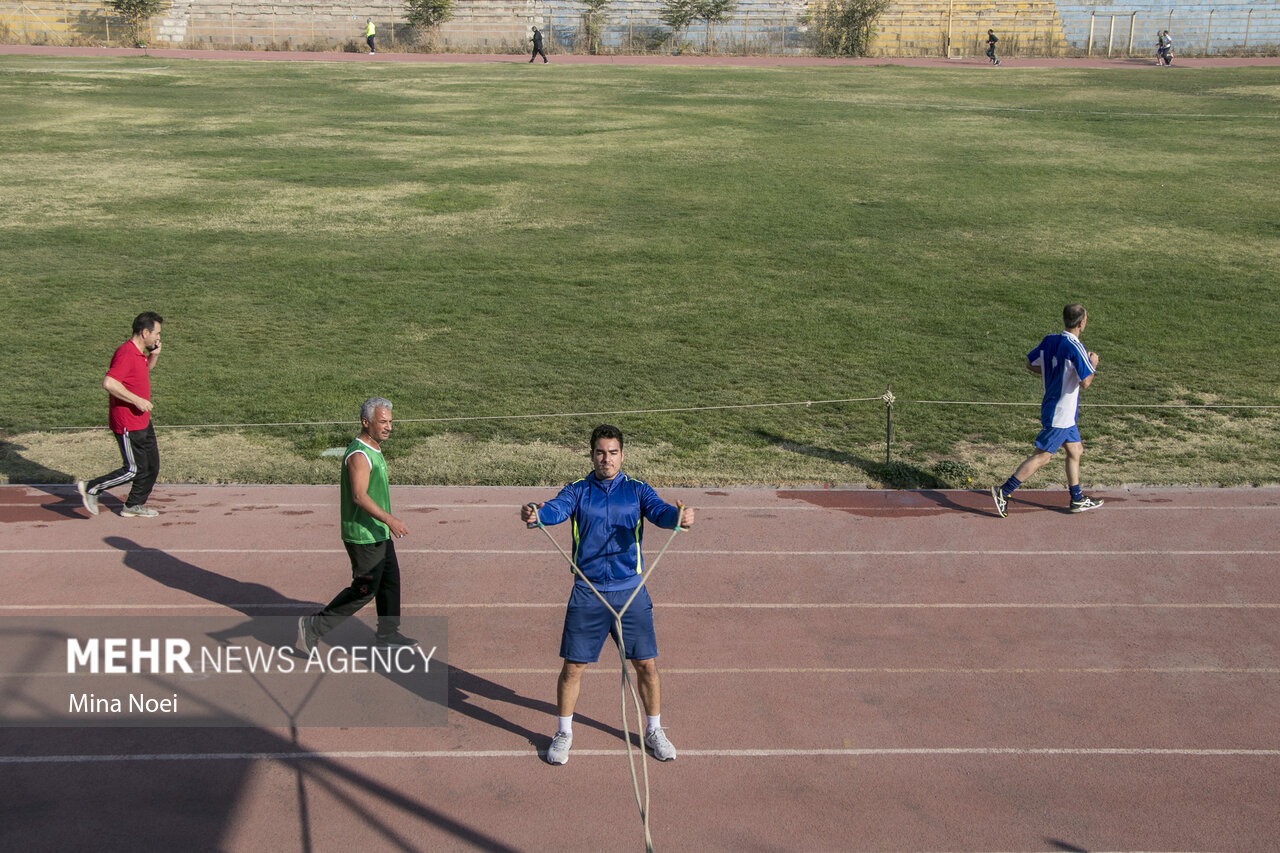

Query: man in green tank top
298 397 416 653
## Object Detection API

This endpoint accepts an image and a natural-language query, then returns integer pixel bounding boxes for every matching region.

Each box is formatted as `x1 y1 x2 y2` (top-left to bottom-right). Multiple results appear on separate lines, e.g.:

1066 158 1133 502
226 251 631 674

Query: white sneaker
990 486 1008 518
1070 496 1104 513
120 504 158 518
547 730 572 765
77 481 99 516
644 727 676 761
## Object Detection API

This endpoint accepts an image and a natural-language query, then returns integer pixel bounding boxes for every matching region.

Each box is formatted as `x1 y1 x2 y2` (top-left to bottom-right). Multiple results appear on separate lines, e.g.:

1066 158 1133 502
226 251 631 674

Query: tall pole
945 0 954 57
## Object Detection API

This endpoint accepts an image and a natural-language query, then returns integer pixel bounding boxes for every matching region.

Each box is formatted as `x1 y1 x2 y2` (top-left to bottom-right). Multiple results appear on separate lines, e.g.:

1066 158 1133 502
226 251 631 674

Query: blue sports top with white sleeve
1029 330 1095 429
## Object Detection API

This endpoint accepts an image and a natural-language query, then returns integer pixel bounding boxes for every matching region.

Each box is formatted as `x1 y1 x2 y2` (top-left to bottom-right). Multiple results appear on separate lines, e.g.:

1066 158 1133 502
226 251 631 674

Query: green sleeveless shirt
340 437 391 544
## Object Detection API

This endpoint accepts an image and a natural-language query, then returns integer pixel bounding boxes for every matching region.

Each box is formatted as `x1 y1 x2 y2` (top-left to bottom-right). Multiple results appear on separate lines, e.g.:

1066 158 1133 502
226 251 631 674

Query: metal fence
1056 3 1280 56
2 1 1278 56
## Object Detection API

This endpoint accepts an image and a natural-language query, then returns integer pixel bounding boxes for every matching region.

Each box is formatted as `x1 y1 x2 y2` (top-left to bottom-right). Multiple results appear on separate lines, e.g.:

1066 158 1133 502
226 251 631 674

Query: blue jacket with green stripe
536 472 682 591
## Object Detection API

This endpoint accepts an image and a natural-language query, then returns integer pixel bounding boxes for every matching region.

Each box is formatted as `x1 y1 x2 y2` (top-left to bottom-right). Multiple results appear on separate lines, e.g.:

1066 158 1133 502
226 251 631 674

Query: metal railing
2 1 1278 56
1065 5 1280 57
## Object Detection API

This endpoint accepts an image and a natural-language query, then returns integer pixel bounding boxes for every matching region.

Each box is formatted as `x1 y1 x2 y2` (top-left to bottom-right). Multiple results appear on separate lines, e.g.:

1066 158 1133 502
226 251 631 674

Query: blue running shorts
560 584 657 663
1034 425 1082 454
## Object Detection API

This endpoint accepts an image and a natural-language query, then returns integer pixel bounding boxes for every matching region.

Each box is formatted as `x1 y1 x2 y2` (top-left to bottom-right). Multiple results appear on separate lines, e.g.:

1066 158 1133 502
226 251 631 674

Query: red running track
2 483 1279 851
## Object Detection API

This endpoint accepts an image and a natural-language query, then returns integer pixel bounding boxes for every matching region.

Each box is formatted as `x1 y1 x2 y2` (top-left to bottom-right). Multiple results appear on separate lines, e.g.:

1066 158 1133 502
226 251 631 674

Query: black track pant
313 539 402 639
86 423 159 507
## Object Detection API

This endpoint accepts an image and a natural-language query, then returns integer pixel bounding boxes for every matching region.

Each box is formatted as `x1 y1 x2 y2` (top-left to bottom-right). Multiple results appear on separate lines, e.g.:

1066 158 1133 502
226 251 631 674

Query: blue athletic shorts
560 584 657 663
1034 425 1082 454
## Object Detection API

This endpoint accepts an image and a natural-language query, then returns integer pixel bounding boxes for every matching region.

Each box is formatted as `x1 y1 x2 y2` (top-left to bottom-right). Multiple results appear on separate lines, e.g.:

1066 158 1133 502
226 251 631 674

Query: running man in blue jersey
521 424 695 765
992 303 1104 517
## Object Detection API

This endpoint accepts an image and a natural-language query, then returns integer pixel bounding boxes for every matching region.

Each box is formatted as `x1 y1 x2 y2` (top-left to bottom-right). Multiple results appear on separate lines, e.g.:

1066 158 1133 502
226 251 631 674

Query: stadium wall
1 0 1277 56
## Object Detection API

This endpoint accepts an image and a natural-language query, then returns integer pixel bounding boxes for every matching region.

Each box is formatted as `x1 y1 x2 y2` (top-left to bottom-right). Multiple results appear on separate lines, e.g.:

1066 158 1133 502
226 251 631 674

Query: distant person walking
986 29 1000 65
297 397 417 655
1157 30 1173 65
991 303 1104 518
77 312 164 518
530 26 548 63
366 18 376 55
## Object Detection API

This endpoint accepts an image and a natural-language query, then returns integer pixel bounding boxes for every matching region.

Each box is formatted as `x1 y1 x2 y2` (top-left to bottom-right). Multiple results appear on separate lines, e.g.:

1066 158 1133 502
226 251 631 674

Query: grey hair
361 397 393 422
1062 303 1087 331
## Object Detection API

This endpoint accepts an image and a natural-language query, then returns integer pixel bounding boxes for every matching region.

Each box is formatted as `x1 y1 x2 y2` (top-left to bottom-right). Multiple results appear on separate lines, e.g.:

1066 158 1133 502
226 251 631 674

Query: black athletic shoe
375 631 418 648
990 486 1009 518
1070 496 1104 513
297 615 319 655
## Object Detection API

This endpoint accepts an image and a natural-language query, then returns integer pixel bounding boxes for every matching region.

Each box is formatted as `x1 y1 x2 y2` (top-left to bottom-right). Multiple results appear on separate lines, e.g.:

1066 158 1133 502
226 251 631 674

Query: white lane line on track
9 549 1280 556
659 602 1280 609
2 602 1278 610
469 667 1280 675
12 668 1280 682
9 667 1278 676
9 500 1280 512
4 747 1279 765
385 503 1262 510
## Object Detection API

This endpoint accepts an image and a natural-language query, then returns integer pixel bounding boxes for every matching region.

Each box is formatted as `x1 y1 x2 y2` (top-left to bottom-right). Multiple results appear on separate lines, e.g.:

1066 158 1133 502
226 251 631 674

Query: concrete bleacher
0 1 110 44
1 0 1277 55
534 0 809 54
873 0 1069 57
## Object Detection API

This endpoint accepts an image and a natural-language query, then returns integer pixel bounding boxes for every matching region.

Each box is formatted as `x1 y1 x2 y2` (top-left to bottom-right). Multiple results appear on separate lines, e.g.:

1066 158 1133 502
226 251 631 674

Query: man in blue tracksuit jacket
521 424 695 766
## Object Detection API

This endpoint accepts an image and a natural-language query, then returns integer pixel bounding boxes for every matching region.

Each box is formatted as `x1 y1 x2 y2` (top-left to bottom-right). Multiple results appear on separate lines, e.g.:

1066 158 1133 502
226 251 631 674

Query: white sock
557 715 573 735
646 714 661 733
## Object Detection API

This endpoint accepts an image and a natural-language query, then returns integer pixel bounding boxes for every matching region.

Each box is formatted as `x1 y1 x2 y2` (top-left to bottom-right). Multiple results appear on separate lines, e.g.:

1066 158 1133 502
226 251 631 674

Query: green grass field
1 56 1278 487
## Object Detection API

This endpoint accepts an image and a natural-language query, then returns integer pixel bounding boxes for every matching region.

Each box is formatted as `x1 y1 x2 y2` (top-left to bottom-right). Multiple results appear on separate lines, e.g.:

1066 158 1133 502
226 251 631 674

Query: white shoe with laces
644 727 676 761
1070 496 1104 513
547 730 572 765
